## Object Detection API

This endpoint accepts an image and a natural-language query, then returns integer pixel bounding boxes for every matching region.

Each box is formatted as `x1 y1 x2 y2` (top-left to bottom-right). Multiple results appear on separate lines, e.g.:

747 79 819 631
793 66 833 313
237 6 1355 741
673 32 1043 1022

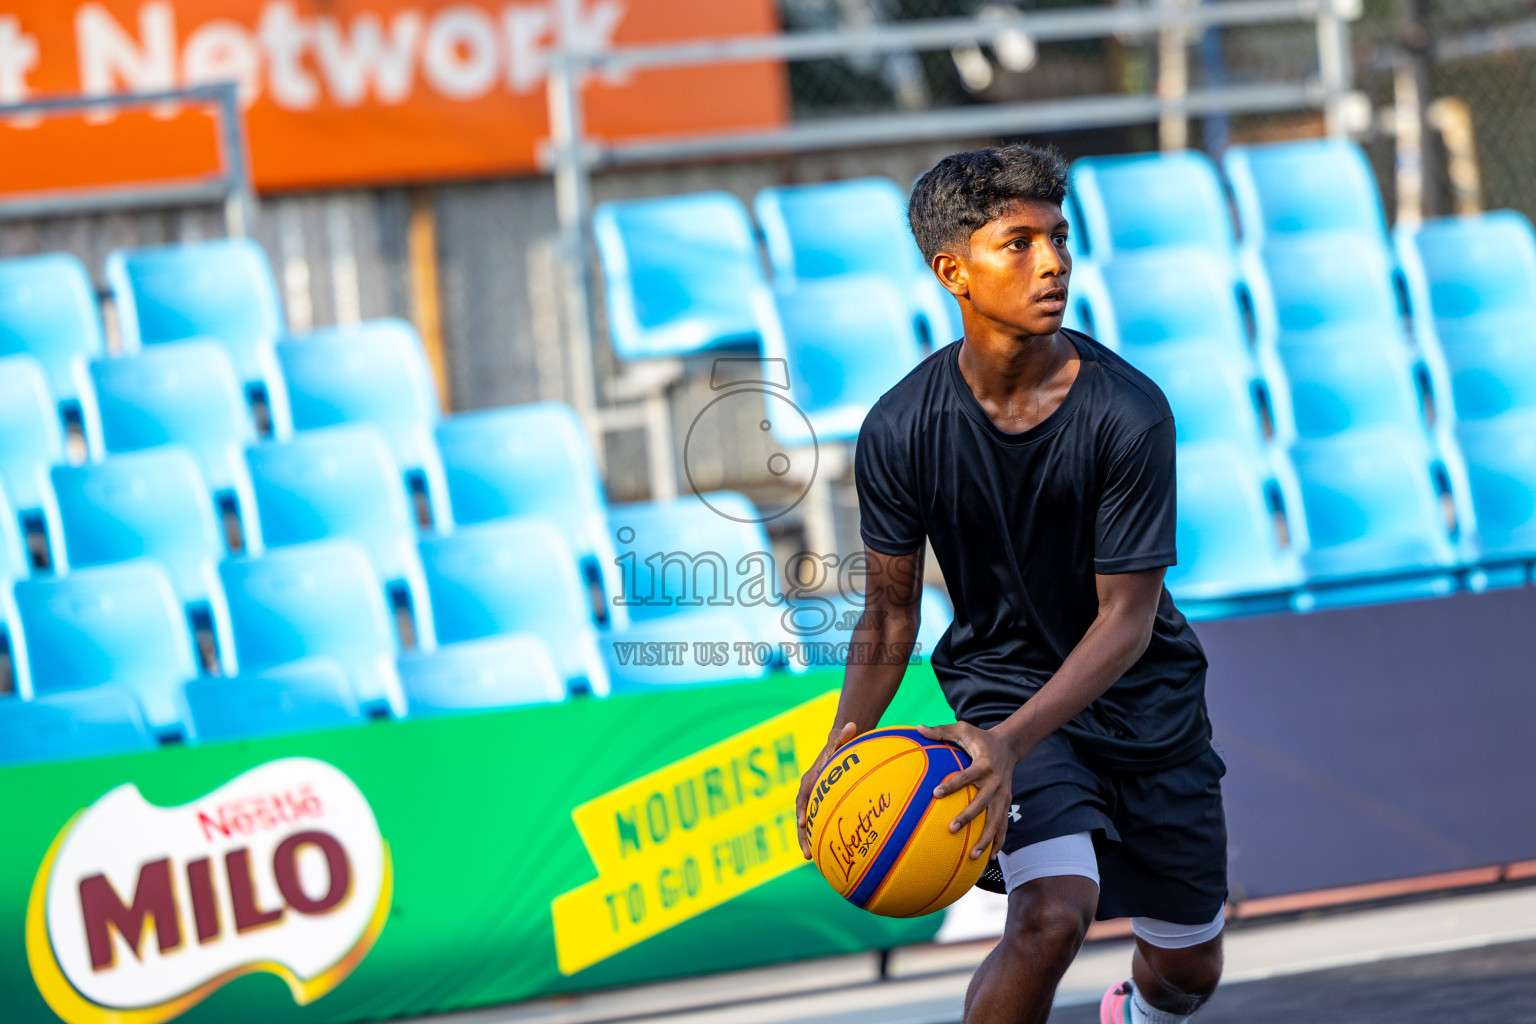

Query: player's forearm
827 609 918 739
991 607 1152 758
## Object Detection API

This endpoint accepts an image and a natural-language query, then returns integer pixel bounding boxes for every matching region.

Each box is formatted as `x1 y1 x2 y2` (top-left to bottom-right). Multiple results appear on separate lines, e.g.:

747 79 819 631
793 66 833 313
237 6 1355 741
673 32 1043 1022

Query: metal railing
564 0 1359 167
0 83 253 237
539 0 1365 498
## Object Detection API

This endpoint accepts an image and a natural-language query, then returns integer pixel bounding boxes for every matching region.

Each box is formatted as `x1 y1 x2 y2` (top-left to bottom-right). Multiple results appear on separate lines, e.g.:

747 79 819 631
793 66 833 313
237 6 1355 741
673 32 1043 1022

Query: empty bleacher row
596 177 964 446
1 241 955 766
1075 142 1536 610
593 139 1536 617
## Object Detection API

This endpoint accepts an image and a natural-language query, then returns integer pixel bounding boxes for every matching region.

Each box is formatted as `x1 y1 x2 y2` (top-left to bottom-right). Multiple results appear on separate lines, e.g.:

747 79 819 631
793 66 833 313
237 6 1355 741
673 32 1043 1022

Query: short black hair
908 144 1070 264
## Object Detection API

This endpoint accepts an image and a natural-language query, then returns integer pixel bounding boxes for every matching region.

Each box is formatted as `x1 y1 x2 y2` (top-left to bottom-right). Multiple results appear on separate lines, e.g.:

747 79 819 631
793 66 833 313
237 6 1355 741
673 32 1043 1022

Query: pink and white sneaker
1099 980 1133 1024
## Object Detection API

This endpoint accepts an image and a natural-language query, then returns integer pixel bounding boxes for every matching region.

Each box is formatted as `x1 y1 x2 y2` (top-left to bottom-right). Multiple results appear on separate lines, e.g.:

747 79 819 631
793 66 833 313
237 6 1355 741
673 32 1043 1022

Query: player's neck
955 326 1080 433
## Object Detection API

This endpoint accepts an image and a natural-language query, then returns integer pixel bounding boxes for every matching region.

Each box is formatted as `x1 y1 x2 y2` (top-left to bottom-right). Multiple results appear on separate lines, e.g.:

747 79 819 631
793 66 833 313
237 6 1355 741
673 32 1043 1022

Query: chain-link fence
774 0 1535 225
1313 0 1536 227
778 0 1330 158
1418 0 1536 223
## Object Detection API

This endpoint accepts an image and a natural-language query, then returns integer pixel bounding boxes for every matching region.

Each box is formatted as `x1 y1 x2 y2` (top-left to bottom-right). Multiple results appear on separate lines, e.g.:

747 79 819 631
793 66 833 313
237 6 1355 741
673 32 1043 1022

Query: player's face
936 200 1072 337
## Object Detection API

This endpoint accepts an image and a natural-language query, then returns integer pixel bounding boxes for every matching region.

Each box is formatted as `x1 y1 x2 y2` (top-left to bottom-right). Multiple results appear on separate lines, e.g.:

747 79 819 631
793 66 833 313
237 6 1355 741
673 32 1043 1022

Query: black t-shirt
855 330 1210 770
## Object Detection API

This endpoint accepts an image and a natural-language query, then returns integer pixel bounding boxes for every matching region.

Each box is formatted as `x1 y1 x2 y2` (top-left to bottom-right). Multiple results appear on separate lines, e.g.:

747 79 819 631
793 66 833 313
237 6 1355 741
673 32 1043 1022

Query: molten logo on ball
805 727 987 918
804 750 861 825
26 758 392 1024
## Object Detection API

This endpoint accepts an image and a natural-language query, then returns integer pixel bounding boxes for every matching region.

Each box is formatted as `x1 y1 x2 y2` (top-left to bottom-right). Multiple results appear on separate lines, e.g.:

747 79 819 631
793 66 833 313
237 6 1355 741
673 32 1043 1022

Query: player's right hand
795 721 860 859
915 721 1018 861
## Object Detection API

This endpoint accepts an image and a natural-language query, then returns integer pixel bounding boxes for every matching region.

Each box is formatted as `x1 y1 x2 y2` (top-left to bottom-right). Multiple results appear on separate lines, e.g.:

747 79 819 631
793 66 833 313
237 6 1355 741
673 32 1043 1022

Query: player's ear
932 251 969 299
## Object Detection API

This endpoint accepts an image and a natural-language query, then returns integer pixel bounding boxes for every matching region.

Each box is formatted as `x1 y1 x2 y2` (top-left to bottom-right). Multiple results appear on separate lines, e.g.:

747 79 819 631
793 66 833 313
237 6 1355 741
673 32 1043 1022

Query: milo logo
26 758 392 1024
804 751 860 828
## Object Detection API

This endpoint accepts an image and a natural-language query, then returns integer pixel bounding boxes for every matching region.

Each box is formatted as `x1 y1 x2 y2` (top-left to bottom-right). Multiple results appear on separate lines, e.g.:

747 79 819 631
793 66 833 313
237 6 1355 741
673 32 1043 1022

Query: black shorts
983 731 1228 925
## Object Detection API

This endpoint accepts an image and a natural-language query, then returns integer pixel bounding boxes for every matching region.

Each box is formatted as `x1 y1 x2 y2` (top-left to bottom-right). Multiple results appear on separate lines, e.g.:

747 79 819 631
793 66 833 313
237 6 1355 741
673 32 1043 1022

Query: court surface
431 882 1536 1024
1049 938 1536 1023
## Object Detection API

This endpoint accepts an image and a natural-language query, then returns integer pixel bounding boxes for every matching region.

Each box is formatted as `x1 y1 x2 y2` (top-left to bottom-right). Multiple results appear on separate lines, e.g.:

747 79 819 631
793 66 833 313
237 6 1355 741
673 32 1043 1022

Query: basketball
804 726 989 918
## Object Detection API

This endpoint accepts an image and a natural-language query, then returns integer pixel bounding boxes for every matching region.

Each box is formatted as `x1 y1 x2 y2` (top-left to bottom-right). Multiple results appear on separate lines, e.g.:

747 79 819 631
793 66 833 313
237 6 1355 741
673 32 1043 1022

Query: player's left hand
915 722 1017 861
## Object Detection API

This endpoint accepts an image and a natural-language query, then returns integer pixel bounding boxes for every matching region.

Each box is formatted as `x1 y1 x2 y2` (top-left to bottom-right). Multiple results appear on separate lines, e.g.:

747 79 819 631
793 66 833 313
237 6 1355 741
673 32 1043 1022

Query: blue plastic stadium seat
1427 318 1536 424
106 238 292 433
1 586 32 698
399 635 566 716
608 492 792 659
0 354 67 555
1083 249 1266 451
1262 325 1428 443
1069 151 1234 258
277 319 451 526
754 178 962 347
602 610 769 692
1397 211 1536 323
1396 212 1536 424
50 448 238 675
1224 139 1388 246
1286 428 1459 607
0 486 29 584
435 403 618 624
220 540 405 716
418 520 609 696
1086 249 1251 352
1167 442 1302 617
1122 344 1266 454
0 688 155 766
181 658 363 742
754 275 927 445
1063 261 1111 339
0 252 106 449
1244 231 1405 343
1240 232 1433 445
52 449 224 602
15 561 199 732
785 585 955 667
246 424 435 645
1453 413 1536 574
918 587 954 656
594 192 766 360
91 340 260 511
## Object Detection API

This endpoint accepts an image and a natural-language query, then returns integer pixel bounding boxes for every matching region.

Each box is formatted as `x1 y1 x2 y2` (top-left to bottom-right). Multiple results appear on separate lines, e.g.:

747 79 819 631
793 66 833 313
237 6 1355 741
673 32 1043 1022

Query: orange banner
0 1 787 193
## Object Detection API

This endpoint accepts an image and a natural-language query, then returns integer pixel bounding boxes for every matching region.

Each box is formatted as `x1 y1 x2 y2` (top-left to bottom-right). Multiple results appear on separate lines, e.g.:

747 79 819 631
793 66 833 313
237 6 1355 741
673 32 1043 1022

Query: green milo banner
1 668 958 1024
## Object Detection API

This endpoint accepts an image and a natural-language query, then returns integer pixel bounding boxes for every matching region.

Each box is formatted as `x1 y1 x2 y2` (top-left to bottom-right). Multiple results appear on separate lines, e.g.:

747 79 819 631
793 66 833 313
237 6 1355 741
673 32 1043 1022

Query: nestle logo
196 784 323 842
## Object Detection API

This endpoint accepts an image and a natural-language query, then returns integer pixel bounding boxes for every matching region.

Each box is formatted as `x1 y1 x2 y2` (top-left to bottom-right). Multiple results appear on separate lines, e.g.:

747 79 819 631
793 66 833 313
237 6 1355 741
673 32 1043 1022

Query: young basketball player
794 144 1226 1024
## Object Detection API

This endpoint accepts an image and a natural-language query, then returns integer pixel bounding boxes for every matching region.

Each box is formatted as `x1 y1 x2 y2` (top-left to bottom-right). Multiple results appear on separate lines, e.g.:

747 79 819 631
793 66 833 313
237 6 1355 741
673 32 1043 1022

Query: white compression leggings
996 832 1224 950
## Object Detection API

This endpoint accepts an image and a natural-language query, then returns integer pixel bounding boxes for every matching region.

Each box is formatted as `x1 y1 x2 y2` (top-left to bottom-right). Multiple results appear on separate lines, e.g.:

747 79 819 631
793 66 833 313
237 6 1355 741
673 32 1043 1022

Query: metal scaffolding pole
1157 0 1197 151
1395 0 1442 220
584 0 1349 73
546 0 600 423
1316 0 1359 135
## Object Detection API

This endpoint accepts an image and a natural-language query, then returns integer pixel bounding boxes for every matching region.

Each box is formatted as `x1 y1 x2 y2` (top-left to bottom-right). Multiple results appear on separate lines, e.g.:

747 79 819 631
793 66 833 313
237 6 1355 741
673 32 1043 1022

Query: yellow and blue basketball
804 726 987 917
